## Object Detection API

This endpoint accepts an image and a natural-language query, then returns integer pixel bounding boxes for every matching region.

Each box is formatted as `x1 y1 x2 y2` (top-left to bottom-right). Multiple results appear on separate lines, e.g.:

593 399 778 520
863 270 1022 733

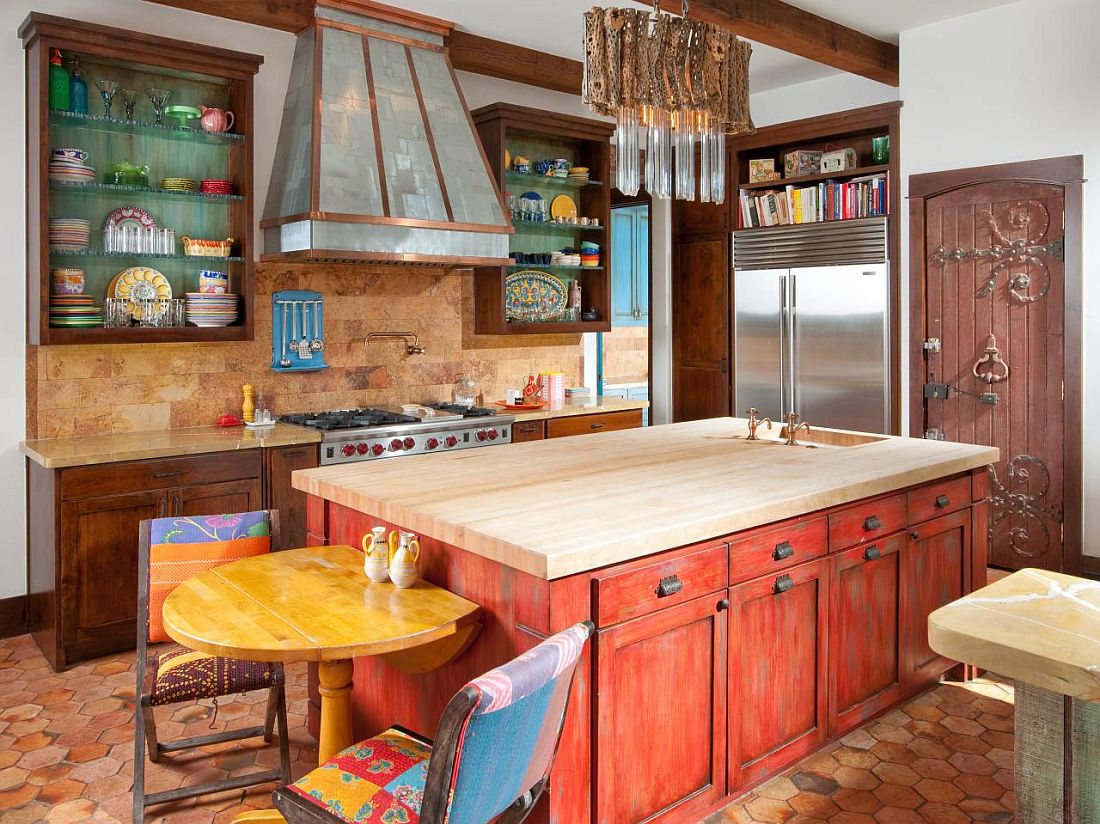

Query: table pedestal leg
317 658 355 764
1015 680 1100 823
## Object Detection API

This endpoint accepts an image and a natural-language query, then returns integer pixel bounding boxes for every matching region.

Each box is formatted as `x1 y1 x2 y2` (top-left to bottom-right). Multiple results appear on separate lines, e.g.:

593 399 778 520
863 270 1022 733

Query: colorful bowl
51 268 85 295
51 148 89 162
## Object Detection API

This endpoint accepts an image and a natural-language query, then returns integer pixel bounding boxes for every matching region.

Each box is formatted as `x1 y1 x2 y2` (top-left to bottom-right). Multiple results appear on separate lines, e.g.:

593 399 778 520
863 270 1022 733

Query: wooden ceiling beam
143 0 312 32
649 0 899 86
448 31 583 95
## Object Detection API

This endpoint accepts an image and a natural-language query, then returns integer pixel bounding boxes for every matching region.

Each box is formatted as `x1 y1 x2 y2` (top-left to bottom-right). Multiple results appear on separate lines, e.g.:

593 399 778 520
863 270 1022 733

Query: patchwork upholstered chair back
141 510 276 644
420 620 594 824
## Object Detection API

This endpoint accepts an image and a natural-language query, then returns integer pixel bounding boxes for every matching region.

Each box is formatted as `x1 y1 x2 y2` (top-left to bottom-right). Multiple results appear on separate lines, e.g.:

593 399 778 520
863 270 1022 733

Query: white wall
899 0 1099 557
750 72 898 128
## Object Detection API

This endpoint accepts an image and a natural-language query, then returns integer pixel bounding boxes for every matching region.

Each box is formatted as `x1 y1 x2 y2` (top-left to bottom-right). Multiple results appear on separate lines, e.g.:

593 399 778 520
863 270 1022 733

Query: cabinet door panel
174 478 262 519
729 557 828 791
265 445 320 550
59 491 164 661
902 509 970 690
595 594 727 823
830 534 904 737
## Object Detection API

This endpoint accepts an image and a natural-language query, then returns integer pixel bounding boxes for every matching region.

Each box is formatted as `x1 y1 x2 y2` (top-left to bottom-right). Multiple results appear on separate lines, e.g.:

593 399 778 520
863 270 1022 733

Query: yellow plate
112 266 172 318
550 194 578 220
504 148 512 170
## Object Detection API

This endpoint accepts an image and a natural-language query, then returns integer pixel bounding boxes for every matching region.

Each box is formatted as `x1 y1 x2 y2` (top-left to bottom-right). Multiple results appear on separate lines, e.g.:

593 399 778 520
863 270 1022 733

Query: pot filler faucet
366 332 425 356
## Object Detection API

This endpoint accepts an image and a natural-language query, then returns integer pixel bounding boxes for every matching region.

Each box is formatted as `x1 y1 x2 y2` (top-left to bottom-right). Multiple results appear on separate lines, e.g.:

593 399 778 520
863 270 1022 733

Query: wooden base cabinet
595 594 728 823
728 557 829 792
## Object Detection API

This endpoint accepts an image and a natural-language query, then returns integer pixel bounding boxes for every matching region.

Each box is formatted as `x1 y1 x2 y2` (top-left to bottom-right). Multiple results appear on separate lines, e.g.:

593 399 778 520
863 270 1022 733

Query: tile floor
0 633 1015 823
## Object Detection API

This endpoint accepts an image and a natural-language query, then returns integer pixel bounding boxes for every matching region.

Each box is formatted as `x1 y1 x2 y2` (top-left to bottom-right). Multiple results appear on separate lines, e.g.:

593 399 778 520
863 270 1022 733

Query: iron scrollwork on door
989 455 1062 559
931 200 1062 303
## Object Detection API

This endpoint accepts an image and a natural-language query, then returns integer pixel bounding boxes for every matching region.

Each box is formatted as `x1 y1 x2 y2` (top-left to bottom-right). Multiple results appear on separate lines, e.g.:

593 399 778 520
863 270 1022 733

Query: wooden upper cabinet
594 594 728 823
728 556 829 792
829 533 904 737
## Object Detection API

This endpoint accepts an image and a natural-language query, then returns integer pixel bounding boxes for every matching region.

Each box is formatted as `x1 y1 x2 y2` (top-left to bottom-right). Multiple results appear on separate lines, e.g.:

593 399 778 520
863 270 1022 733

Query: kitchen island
294 418 998 824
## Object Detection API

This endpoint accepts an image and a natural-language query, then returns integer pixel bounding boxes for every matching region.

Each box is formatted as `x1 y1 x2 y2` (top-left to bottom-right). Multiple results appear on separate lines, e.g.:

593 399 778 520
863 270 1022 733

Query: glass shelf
49 249 244 263
49 109 246 145
505 171 604 190
50 180 243 202
510 221 604 236
506 264 604 272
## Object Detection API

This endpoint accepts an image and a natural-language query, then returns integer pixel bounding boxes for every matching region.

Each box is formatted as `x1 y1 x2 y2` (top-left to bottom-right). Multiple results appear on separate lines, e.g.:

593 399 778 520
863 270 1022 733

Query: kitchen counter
20 423 321 469
505 395 648 422
293 417 998 579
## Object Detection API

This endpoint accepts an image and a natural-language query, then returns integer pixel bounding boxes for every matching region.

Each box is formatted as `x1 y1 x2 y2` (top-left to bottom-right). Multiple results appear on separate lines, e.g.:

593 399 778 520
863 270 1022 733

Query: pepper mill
242 383 254 424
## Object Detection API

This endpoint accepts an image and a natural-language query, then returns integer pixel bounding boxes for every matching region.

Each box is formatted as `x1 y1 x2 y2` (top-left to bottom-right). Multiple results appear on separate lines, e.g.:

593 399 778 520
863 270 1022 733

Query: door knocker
972 334 1010 384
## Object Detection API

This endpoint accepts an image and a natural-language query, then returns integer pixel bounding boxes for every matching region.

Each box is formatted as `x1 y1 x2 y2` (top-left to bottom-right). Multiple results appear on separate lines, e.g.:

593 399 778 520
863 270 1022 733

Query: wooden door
265 445 319 549
673 234 730 421
901 510 971 691
829 533 904 737
728 557 828 792
58 491 164 661
174 477 262 519
595 594 727 823
910 157 1083 573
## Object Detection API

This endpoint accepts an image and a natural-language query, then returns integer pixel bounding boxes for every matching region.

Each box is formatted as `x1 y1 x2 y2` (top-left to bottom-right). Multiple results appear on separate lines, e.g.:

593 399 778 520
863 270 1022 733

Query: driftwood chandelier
583 1 753 202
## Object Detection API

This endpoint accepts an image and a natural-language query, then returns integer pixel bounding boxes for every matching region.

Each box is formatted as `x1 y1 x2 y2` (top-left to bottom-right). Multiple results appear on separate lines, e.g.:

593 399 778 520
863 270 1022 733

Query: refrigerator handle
779 274 788 418
788 274 798 417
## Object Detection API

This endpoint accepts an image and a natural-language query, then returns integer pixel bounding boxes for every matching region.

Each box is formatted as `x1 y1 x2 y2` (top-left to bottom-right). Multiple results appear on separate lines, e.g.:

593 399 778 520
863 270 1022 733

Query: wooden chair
272 620 595 824
133 510 292 822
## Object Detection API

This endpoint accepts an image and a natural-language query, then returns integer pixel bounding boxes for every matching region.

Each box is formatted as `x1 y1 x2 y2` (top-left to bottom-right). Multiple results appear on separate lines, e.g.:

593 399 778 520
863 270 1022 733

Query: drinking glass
145 88 172 125
94 79 120 118
119 88 138 121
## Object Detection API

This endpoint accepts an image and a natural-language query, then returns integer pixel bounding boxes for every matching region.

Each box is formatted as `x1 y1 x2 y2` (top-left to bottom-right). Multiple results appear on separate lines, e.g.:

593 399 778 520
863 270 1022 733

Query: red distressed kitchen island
293 418 998 824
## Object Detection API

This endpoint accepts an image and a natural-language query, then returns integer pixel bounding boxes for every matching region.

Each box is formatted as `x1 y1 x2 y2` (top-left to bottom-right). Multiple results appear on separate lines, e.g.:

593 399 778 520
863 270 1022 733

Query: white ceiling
398 0 1019 92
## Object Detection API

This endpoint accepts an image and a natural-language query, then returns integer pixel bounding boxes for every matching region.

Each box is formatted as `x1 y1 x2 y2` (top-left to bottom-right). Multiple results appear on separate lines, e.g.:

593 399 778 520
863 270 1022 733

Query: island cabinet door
900 509 971 692
828 533 904 738
728 557 829 792
594 593 728 824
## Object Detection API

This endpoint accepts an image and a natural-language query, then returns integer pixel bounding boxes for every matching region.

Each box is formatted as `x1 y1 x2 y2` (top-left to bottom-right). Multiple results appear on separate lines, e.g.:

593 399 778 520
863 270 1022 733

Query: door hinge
924 428 946 441
923 338 942 353
1049 237 1065 262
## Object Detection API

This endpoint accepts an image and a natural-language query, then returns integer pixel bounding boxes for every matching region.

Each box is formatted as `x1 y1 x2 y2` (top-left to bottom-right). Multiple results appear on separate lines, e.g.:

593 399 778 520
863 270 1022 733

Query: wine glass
94 79 120 118
145 88 172 126
119 88 138 121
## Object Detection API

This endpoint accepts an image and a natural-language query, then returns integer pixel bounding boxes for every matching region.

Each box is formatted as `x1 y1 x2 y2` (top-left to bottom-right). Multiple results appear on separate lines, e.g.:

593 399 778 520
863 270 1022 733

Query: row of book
739 174 888 229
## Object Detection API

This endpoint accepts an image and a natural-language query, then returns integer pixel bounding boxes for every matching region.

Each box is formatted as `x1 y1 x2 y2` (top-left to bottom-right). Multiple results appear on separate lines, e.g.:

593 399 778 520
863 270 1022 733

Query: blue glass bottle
68 57 88 115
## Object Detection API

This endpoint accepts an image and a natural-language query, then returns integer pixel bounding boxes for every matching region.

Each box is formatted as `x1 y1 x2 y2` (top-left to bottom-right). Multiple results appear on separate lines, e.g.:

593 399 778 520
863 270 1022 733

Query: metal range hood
261 0 512 266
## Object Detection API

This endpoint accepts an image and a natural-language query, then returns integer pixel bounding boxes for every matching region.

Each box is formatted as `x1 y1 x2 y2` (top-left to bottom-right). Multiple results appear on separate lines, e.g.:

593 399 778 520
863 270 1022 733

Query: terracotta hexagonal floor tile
985 747 1013 770
830 808 878 823
947 751 996 775
10 731 52 752
835 748 879 770
67 741 109 763
944 732 991 754
790 771 840 796
871 762 920 787
68 756 124 784
36 778 86 805
873 807 925 824
910 758 959 781
914 778 965 805
977 712 1014 732
0 781 40 810
6 717 49 737
867 723 913 745
908 737 951 760
833 787 881 814
903 703 945 723
96 724 135 746
835 766 880 791
0 801 51 824
34 688 75 706
16 744 67 770
801 751 840 774
25 762 73 785
972 697 1013 716
789 791 840 818
0 751 19 770
85 772 133 803
916 800 971 824
87 709 131 731
79 696 124 717
940 715 985 736
980 730 1015 750
872 781 923 809
743 795 794 823
938 701 981 720
0 766 29 790
93 661 130 677
757 776 799 801
43 798 98 824
903 719 950 740
870 741 918 766
958 796 1009 818
992 767 1014 790
954 772 1004 799
839 729 877 750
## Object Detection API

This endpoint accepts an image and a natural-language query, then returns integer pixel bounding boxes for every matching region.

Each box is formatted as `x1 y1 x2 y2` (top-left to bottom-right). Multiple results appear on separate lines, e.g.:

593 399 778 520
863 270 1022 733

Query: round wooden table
162 544 481 768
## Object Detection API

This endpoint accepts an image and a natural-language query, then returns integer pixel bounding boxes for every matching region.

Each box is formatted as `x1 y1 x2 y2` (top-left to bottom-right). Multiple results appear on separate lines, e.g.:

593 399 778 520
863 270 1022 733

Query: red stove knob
356 442 370 455
389 438 403 452
371 443 385 456
342 444 356 457
426 437 439 450
403 437 416 450
476 430 488 442
445 435 458 448
487 429 499 440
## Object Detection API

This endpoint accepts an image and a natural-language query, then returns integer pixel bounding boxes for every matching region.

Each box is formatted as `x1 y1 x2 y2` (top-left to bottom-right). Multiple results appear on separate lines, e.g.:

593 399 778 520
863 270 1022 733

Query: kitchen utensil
199 106 235 133
453 374 478 407
180 236 234 257
278 302 292 367
290 301 299 359
551 194 578 220
298 302 313 360
310 300 324 351
94 78 119 118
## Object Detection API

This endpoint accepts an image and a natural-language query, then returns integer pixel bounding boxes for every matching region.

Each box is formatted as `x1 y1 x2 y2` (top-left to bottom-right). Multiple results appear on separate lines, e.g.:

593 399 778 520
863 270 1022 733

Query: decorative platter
104 205 157 231
110 266 172 318
504 269 567 318
495 400 548 410
550 194 578 220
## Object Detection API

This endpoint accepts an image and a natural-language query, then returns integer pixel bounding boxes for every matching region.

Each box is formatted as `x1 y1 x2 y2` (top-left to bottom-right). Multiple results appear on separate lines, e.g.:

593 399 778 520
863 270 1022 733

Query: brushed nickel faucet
745 408 773 441
781 412 811 446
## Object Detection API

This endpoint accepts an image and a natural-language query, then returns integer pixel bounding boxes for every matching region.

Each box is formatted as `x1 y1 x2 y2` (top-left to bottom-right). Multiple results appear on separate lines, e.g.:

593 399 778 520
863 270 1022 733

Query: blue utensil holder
272 290 328 372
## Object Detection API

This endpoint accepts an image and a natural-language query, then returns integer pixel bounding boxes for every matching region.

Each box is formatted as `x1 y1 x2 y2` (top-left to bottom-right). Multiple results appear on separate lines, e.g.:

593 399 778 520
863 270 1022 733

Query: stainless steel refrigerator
732 217 890 434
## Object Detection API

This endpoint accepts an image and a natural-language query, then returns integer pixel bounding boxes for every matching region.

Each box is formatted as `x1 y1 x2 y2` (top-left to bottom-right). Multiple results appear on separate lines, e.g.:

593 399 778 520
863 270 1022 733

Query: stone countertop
293 417 998 580
21 423 322 469
929 568 1100 700
506 395 648 422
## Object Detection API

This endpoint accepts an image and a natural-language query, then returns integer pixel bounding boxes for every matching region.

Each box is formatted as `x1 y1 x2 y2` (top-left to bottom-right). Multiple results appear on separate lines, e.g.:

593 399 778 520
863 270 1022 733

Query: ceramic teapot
198 105 235 133
361 525 390 583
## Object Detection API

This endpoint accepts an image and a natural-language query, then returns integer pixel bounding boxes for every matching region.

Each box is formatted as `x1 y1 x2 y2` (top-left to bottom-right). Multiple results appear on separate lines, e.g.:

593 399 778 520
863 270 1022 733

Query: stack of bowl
185 292 238 327
48 148 95 185
49 268 101 327
580 241 601 267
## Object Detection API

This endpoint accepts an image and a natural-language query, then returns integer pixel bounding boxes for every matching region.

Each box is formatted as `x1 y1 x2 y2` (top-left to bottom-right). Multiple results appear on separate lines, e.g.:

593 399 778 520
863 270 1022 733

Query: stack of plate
200 179 234 196
49 294 102 327
185 292 238 327
161 177 196 193
49 151 96 185
568 166 590 182
49 218 91 250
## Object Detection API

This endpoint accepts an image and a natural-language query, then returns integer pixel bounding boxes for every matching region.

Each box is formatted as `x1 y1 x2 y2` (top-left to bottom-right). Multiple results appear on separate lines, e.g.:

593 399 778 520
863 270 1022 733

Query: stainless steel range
280 404 515 465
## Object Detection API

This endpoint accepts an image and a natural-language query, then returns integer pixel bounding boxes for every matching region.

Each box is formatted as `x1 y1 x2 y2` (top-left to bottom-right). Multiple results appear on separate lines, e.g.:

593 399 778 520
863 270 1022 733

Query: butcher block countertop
293 417 998 580
507 395 648 422
21 423 322 469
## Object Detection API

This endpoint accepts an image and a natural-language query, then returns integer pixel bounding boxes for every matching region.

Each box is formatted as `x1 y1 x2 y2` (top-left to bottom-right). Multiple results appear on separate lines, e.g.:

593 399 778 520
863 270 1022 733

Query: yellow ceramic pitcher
361 525 390 583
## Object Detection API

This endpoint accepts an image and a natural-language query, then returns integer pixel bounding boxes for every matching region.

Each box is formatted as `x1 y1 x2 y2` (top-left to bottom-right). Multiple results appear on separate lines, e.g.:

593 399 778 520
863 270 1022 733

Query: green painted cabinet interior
611 204 649 326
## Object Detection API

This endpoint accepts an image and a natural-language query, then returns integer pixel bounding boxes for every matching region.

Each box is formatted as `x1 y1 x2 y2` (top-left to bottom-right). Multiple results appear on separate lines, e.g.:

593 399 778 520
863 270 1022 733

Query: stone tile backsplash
28 264 584 439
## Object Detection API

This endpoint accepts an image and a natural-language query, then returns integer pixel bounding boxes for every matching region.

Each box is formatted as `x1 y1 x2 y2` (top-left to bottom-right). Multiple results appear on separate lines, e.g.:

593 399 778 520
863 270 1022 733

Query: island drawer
908 475 971 524
546 409 643 439
728 517 828 585
829 493 907 552
594 543 727 626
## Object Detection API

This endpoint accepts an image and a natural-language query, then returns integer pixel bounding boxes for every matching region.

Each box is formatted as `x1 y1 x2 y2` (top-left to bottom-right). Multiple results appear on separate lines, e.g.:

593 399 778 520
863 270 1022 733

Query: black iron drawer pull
773 541 795 561
864 545 882 561
656 575 682 597
717 598 730 612
935 494 951 509
153 470 181 479
863 515 882 531
590 422 606 429
774 574 794 594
